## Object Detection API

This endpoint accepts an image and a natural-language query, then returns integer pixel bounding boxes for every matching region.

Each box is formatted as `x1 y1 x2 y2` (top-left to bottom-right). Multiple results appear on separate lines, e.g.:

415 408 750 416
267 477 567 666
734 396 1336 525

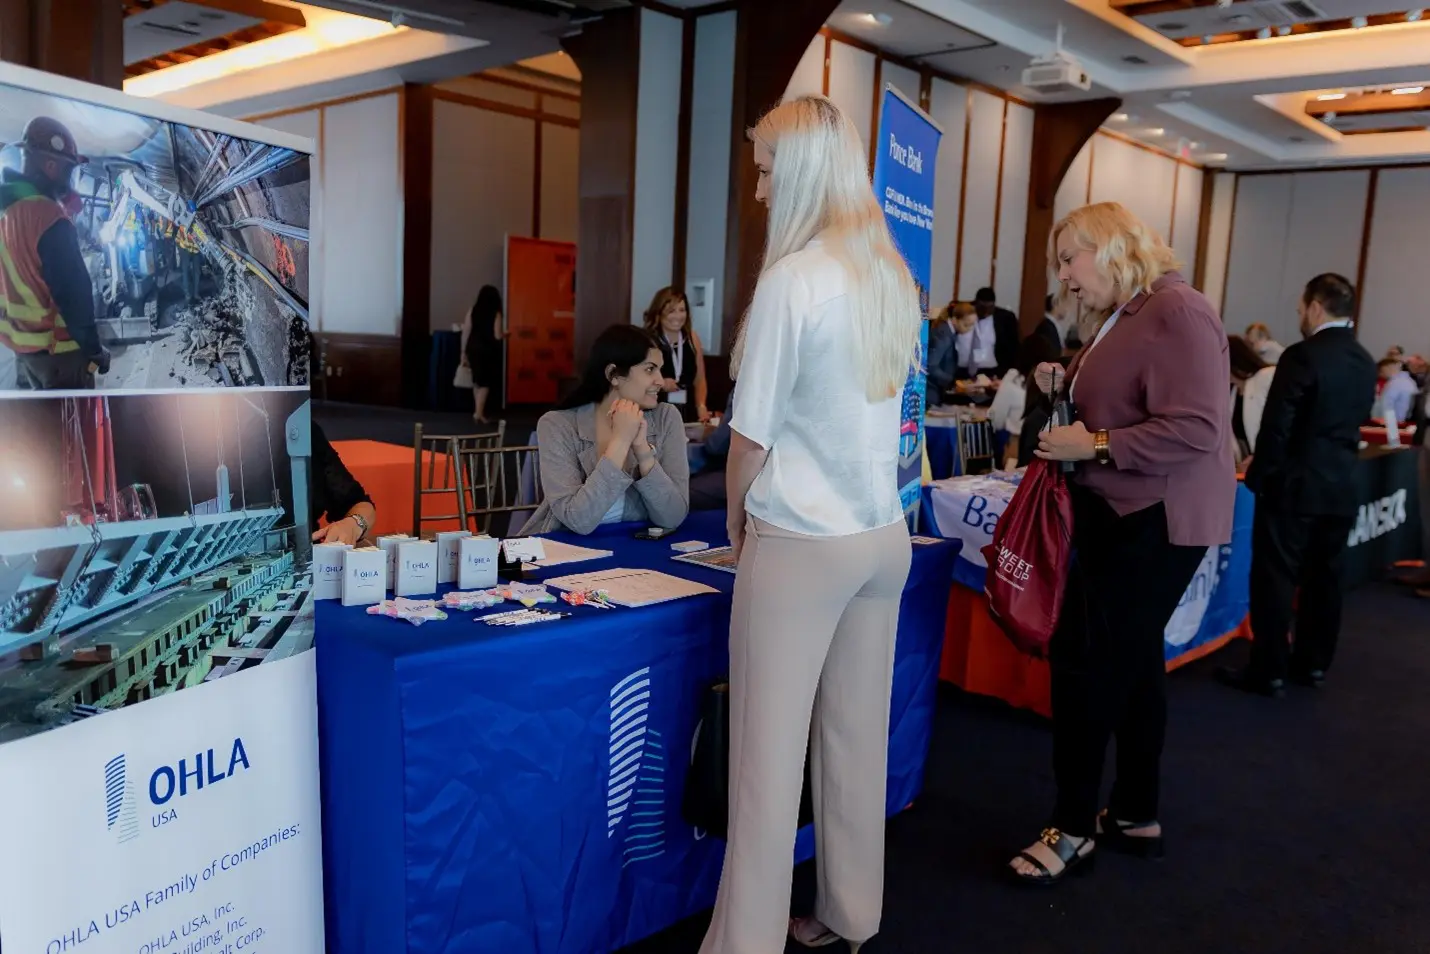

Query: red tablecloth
329 439 462 538
939 586 1251 718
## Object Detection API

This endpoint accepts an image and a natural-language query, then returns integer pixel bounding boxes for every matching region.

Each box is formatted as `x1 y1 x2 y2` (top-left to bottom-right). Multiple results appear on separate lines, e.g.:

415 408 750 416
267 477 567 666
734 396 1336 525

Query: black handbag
681 679 814 839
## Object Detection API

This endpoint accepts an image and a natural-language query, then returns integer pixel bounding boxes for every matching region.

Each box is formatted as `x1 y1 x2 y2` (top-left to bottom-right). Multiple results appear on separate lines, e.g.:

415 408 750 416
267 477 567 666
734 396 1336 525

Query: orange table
939 586 1251 718
329 439 463 538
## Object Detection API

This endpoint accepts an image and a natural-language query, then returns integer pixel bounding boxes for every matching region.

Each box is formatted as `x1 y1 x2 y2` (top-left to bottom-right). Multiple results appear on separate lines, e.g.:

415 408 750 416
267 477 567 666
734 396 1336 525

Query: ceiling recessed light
1392 85 1426 94
1203 152 1228 162
1145 127 1166 137
1351 15 1368 27
1110 112 1129 122
1409 9 1425 22
1200 34 1214 44
1256 26 1271 38
1317 92 1347 100
1288 135 1305 142
1227 14 1254 25
1277 25 1293 36
863 12 893 26
1188 141 1201 149
1158 20 1187 31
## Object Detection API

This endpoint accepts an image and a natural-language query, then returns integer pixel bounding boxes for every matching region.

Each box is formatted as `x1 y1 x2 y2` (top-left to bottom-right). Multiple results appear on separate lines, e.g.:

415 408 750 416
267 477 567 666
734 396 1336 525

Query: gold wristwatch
1093 430 1111 465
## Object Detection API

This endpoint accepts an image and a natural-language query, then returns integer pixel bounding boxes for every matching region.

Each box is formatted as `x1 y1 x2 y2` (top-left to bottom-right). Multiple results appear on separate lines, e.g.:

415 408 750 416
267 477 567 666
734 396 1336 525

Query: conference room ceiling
884 0 1430 169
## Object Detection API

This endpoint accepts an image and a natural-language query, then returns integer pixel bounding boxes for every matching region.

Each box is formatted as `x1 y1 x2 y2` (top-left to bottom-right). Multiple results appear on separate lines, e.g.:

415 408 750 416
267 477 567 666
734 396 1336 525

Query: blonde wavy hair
1048 201 1180 302
729 95 921 400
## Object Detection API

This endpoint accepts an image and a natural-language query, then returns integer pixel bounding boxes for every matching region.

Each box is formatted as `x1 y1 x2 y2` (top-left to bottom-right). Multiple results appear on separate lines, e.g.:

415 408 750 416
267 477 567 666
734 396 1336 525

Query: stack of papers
522 539 614 571
544 568 718 607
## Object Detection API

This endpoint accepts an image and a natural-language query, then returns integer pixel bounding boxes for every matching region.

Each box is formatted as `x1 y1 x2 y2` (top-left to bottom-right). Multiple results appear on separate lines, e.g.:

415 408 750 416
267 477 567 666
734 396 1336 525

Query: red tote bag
980 457 1075 657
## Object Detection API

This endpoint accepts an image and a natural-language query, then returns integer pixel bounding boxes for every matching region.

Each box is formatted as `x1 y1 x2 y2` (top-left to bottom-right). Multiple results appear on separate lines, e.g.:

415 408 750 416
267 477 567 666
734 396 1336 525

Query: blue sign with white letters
872 86 942 525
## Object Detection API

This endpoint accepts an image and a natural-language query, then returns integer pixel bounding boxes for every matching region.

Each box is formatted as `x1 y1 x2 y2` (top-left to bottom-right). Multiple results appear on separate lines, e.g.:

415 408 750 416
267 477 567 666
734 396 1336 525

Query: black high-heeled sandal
1009 828 1096 887
1096 811 1165 859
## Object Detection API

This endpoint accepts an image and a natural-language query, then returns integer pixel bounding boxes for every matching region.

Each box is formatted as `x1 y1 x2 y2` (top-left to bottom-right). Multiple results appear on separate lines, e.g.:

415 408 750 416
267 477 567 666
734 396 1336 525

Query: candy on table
365 598 448 626
439 589 506 611
494 582 556 607
560 589 616 609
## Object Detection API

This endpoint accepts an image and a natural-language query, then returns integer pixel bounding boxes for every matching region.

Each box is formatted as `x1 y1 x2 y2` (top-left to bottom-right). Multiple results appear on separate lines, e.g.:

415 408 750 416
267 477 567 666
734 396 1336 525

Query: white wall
252 93 401 337
928 78 967 310
1171 163 1203 273
958 89 1003 300
630 7 684 324
1221 170 1370 345
1355 166 1430 359
430 101 536 333
995 102 1032 308
827 41 877 154
684 10 736 354
1200 171 1236 312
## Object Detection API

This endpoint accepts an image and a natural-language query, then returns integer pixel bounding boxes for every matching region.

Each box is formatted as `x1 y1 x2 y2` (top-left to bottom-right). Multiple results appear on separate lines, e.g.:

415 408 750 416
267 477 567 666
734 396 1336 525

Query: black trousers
1248 505 1354 681
1049 487 1205 837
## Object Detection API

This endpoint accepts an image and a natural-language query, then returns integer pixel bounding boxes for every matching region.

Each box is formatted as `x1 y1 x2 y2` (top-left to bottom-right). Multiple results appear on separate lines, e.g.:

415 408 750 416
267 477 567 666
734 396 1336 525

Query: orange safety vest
0 183 79 355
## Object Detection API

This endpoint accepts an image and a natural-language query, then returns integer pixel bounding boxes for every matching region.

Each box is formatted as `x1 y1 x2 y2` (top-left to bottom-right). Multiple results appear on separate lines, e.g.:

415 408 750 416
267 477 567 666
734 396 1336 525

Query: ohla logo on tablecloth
607 668 666 868
104 738 251 840
1347 489 1408 547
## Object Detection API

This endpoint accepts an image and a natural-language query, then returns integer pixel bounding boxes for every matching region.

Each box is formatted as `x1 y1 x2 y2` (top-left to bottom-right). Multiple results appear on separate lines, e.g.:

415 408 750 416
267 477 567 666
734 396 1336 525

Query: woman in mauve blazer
1007 202 1236 886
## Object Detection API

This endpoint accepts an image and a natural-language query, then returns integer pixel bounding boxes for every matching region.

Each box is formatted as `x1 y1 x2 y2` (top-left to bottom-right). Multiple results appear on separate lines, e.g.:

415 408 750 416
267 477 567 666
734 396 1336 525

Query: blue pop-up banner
871 85 943 527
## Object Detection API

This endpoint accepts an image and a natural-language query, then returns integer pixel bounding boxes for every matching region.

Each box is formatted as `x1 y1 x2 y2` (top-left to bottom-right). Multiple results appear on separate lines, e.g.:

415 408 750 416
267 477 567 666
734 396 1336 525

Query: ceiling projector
1022 48 1092 93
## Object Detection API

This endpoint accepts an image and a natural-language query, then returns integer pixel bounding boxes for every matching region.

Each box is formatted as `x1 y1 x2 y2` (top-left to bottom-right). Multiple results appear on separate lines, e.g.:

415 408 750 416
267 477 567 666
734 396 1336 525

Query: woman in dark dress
310 422 376 546
642 286 709 423
461 285 506 424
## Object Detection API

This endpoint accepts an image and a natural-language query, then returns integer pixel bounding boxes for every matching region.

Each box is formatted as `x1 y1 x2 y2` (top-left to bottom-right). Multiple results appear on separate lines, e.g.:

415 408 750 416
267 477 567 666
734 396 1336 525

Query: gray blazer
521 402 690 535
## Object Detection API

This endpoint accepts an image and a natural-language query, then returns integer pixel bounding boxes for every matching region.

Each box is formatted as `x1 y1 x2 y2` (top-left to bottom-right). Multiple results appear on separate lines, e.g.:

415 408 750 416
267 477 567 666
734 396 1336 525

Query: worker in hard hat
0 116 108 389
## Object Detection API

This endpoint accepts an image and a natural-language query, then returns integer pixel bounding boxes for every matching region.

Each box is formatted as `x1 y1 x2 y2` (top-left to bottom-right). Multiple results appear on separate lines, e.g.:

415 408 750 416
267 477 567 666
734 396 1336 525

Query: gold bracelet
1094 430 1111 465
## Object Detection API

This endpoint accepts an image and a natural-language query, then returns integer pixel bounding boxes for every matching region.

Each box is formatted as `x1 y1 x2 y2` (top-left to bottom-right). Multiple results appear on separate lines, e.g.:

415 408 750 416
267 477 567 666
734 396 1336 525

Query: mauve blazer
1064 271 1236 547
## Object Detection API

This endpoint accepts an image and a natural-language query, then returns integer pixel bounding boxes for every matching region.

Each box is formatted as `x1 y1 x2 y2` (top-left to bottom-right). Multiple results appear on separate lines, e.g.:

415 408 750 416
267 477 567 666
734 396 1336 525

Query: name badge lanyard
668 334 687 404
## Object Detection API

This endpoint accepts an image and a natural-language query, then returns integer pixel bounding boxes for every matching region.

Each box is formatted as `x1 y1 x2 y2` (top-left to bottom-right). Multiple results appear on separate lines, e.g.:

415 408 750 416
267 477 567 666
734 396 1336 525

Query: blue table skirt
317 510 960 954
924 424 1010 481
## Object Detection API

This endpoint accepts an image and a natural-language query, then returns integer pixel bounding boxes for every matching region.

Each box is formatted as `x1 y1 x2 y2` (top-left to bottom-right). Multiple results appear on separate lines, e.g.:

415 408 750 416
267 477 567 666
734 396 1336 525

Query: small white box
342 547 388 607
377 534 414 583
436 530 472 584
458 535 500 590
396 540 439 597
313 542 352 600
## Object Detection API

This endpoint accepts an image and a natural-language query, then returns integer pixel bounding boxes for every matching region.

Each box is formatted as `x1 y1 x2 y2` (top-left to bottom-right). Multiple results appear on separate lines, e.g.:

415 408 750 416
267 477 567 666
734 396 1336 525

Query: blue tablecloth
427 329 467 412
317 510 960 954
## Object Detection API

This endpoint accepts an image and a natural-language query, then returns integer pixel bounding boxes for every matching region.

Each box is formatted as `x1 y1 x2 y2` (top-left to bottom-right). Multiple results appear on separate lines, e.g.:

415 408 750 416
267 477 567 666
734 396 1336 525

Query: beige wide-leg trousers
699 515 912 954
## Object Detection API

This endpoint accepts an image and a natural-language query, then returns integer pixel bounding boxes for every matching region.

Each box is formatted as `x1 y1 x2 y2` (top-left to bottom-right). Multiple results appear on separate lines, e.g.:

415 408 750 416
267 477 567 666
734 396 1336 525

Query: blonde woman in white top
699 95 921 954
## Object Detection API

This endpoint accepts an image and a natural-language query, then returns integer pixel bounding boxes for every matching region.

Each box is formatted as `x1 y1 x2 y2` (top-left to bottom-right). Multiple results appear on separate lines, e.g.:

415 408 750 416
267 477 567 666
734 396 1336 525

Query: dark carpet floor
622 582 1430 954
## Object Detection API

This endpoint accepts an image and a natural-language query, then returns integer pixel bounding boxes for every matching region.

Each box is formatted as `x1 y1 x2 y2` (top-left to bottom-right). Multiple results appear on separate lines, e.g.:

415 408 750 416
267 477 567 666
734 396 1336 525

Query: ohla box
396 540 439 597
436 530 472 585
458 535 500 590
377 533 414 581
313 541 351 600
342 547 388 607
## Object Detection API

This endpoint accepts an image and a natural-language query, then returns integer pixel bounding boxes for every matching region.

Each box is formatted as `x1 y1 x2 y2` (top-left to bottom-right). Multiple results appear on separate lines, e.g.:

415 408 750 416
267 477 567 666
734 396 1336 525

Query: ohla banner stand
0 61 323 954
872 85 943 528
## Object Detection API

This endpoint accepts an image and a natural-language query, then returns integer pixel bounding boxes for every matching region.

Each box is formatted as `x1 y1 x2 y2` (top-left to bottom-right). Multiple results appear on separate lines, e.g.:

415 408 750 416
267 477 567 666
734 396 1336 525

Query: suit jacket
1244 326 1376 516
1064 271 1236 547
993 307 1020 376
1031 317 1062 354
926 319 956 402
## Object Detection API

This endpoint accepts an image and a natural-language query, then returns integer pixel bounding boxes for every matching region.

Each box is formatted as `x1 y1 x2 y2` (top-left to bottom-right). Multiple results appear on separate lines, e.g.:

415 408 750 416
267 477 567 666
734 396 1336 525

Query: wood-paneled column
1017 97 1121 334
0 0 123 88
399 83 435 408
561 9 642 365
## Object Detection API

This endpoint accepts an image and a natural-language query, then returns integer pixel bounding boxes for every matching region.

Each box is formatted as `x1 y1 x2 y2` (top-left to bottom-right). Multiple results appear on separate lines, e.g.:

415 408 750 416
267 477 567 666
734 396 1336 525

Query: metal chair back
957 418 997 475
412 422 506 538
451 441 543 536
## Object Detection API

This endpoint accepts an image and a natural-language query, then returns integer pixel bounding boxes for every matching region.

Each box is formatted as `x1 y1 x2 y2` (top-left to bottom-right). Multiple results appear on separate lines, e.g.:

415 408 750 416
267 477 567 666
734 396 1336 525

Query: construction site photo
0 389 314 744
0 80 311 392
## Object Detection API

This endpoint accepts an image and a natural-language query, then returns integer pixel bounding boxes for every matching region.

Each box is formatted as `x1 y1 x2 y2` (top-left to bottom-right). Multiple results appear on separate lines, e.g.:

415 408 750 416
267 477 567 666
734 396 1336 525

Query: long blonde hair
1049 201 1180 302
730 95 921 400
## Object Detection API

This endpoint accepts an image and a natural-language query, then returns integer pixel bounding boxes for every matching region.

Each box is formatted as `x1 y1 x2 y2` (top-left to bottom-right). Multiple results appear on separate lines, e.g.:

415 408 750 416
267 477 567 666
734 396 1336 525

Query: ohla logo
607 668 666 868
355 570 382 581
118 738 252 832
407 561 433 571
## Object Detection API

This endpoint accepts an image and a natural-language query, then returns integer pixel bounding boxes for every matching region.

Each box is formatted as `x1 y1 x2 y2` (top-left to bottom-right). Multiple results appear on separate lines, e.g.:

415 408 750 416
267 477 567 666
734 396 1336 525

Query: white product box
396 540 439 597
436 530 472 584
377 534 414 582
313 542 352 600
342 547 388 607
458 535 500 590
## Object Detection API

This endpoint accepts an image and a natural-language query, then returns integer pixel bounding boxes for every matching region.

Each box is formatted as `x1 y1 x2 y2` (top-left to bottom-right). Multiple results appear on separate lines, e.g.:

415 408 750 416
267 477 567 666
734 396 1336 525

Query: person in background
1245 323 1284 365
973 286 1021 376
952 299 997 381
643 286 710 423
1006 334 1062 470
460 284 507 425
1218 274 1376 697
1386 345 1405 362
689 391 734 511
990 333 1059 470
1032 293 1079 354
1228 334 1276 471
522 324 688 535
926 301 975 404
311 421 376 546
1405 353 1427 390
1377 356 1417 425
1017 201 1233 885
702 95 918 954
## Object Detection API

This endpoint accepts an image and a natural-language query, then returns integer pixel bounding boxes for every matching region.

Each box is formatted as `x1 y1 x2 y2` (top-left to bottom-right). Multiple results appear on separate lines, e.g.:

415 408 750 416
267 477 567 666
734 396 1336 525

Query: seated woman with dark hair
521 325 689 535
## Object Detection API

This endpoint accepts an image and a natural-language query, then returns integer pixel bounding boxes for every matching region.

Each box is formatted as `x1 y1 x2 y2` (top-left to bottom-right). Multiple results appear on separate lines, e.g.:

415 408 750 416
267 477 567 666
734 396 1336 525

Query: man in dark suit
974 287 1020 377
1030 295 1063 354
1218 273 1377 697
